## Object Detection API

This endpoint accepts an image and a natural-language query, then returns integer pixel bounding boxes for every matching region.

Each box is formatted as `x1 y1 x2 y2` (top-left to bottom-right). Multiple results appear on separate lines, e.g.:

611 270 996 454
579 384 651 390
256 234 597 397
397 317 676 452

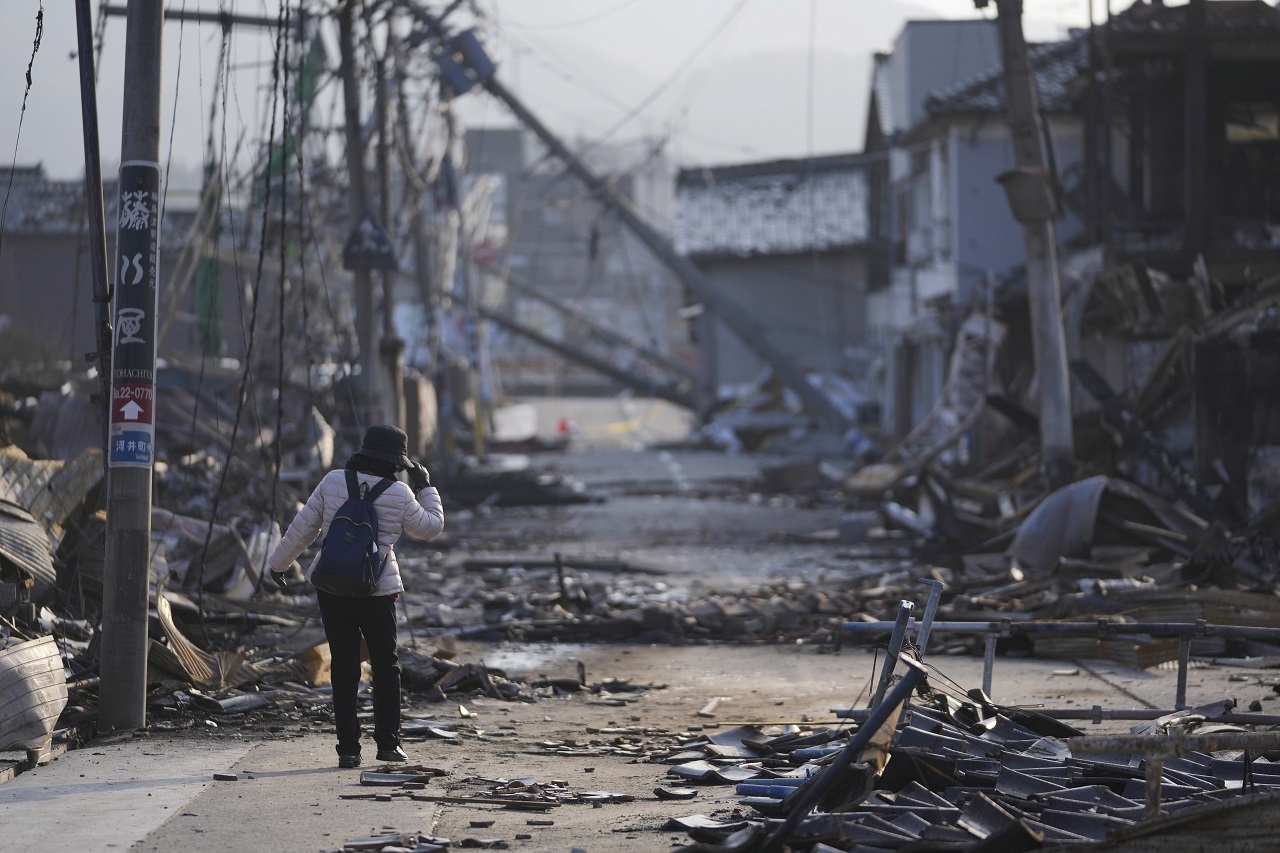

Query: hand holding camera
407 461 431 492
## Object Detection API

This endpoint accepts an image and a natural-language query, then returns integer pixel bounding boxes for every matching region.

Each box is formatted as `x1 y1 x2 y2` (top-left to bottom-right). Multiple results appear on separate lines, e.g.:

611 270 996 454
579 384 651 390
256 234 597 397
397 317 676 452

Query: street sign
108 161 160 469
342 209 397 271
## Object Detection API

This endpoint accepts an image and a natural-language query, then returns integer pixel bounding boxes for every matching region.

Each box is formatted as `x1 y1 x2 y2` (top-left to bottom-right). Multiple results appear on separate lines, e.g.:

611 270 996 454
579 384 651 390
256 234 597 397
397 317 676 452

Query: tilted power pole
990 0 1076 489
402 3 854 434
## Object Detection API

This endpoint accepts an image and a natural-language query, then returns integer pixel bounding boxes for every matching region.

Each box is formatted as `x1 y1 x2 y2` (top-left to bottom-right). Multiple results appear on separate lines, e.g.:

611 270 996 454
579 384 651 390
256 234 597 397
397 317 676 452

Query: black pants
317 590 402 757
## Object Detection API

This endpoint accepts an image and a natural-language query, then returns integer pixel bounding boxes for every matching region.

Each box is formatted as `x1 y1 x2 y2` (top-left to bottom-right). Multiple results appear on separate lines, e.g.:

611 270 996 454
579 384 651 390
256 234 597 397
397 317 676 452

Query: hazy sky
0 0 1097 187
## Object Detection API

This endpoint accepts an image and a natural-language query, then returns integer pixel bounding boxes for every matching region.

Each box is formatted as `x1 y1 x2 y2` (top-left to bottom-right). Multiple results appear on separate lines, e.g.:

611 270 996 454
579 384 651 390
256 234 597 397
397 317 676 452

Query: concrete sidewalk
1 732 441 853
1 737 255 851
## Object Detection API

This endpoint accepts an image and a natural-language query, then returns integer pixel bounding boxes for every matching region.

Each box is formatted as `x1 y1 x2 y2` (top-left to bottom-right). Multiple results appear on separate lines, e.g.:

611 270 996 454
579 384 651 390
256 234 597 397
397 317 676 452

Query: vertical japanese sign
108 161 161 469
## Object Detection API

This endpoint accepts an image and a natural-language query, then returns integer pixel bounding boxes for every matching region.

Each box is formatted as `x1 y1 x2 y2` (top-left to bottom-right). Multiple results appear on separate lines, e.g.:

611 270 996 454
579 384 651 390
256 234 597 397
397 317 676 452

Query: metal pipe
982 632 998 696
843 619 1280 641
915 579 945 654
761 657 928 853
834 707 1280 726
1145 757 1162 819
871 600 914 708
1176 636 1191 710
101 3 287 28
1072 731 1280 821
1020 709 1280 726
1070 731 1280 758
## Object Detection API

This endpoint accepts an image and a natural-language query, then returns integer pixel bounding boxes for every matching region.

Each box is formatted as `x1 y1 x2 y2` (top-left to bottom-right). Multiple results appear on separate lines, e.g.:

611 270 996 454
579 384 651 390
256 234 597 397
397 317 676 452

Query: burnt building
1081 0 1280 277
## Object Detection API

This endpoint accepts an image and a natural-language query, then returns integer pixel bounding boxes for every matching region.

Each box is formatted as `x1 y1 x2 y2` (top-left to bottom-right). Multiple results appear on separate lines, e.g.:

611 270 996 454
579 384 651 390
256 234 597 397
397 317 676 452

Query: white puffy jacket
267 469 445 596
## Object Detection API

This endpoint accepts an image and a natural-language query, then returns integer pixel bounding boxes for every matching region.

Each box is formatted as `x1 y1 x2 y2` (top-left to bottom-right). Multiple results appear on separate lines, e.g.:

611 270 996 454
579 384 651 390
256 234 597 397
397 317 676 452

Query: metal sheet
0 500 55 586
1007 475 1109 574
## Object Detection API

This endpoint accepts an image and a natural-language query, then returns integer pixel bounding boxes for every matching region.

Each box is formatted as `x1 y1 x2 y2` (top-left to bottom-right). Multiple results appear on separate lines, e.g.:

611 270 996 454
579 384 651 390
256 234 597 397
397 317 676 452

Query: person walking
267 424 444 768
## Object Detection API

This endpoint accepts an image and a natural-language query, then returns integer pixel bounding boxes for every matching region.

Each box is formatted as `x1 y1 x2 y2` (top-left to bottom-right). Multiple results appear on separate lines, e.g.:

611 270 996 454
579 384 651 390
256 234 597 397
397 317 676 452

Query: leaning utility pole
100 0 164 731
990 0 1075 489
74 0 113 457
402 4 854 435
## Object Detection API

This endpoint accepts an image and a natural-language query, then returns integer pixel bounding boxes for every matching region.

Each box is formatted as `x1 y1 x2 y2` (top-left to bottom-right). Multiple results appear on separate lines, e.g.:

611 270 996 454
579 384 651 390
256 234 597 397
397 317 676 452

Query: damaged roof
1109 0 1280 34
0 165 88 235
926 31 1089 118
675 154 870 259
0 164 205 248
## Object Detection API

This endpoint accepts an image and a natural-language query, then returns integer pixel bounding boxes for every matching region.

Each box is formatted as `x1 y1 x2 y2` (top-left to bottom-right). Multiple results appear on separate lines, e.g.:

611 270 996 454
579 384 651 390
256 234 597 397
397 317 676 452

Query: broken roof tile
675 154 870 259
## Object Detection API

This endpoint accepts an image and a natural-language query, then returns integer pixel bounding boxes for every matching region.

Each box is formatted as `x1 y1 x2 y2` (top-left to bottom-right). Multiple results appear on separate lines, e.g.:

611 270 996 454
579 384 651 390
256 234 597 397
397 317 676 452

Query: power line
160 0 191 225
499 0 751 163
577 0 751 156
500 0 645 31
195 0 291 610
0 2 44 258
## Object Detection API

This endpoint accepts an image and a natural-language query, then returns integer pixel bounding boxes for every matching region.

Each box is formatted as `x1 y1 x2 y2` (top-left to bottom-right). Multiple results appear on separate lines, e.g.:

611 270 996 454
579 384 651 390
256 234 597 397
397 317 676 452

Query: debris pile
659 659 1280 852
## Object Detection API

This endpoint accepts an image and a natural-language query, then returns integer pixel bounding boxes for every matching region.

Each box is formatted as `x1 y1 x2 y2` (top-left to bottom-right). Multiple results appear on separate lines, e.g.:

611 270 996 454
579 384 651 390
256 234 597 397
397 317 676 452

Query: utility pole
441 133 488 461
74 0 113 457
374 44 406 429
100 0 164 732
338 0 385 426
990 0 1075 489
1183 0 1208 260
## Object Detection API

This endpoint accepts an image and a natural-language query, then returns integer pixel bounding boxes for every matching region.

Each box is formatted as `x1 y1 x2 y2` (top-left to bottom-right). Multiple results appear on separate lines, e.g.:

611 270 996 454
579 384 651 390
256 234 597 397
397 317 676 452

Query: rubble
649 651 1280 852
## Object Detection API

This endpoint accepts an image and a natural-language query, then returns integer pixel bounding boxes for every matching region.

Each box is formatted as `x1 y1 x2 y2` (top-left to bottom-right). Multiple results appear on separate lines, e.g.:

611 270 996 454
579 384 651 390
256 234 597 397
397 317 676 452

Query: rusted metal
844 617 1280 709
1144 757 1163 819
1070 731 1280 758
1071 731 1280 821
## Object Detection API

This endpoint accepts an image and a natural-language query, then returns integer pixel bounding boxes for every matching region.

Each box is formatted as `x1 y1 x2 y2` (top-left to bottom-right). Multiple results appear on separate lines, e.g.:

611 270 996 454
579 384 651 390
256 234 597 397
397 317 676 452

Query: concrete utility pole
101 0 164 732
990 0 1075 489
338 0 386 427
374 45 407 430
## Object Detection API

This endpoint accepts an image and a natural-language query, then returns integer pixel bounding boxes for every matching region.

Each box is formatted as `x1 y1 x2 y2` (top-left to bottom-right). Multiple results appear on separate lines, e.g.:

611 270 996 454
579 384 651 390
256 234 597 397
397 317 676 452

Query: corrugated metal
0 446 103 557
0 500 56 586
675 156 869 258
0 635 68 751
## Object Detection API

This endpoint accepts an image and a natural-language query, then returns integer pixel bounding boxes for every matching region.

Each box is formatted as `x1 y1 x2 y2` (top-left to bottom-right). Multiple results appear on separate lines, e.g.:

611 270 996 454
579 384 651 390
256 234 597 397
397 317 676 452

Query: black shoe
376 746 408 763
338 754 360 769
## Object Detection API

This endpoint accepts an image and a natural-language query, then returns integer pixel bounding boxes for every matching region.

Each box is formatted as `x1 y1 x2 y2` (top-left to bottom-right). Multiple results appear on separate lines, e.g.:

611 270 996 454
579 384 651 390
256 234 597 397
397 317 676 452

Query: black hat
356 424 412 469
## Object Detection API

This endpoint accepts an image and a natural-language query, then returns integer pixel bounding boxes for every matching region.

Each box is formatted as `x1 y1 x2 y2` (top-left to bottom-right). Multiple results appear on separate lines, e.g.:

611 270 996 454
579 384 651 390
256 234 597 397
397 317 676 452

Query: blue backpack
310 470 395 596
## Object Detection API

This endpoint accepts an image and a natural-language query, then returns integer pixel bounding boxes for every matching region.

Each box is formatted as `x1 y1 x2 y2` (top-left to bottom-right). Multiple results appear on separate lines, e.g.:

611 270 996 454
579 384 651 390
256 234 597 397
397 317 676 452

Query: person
266 424 444 769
